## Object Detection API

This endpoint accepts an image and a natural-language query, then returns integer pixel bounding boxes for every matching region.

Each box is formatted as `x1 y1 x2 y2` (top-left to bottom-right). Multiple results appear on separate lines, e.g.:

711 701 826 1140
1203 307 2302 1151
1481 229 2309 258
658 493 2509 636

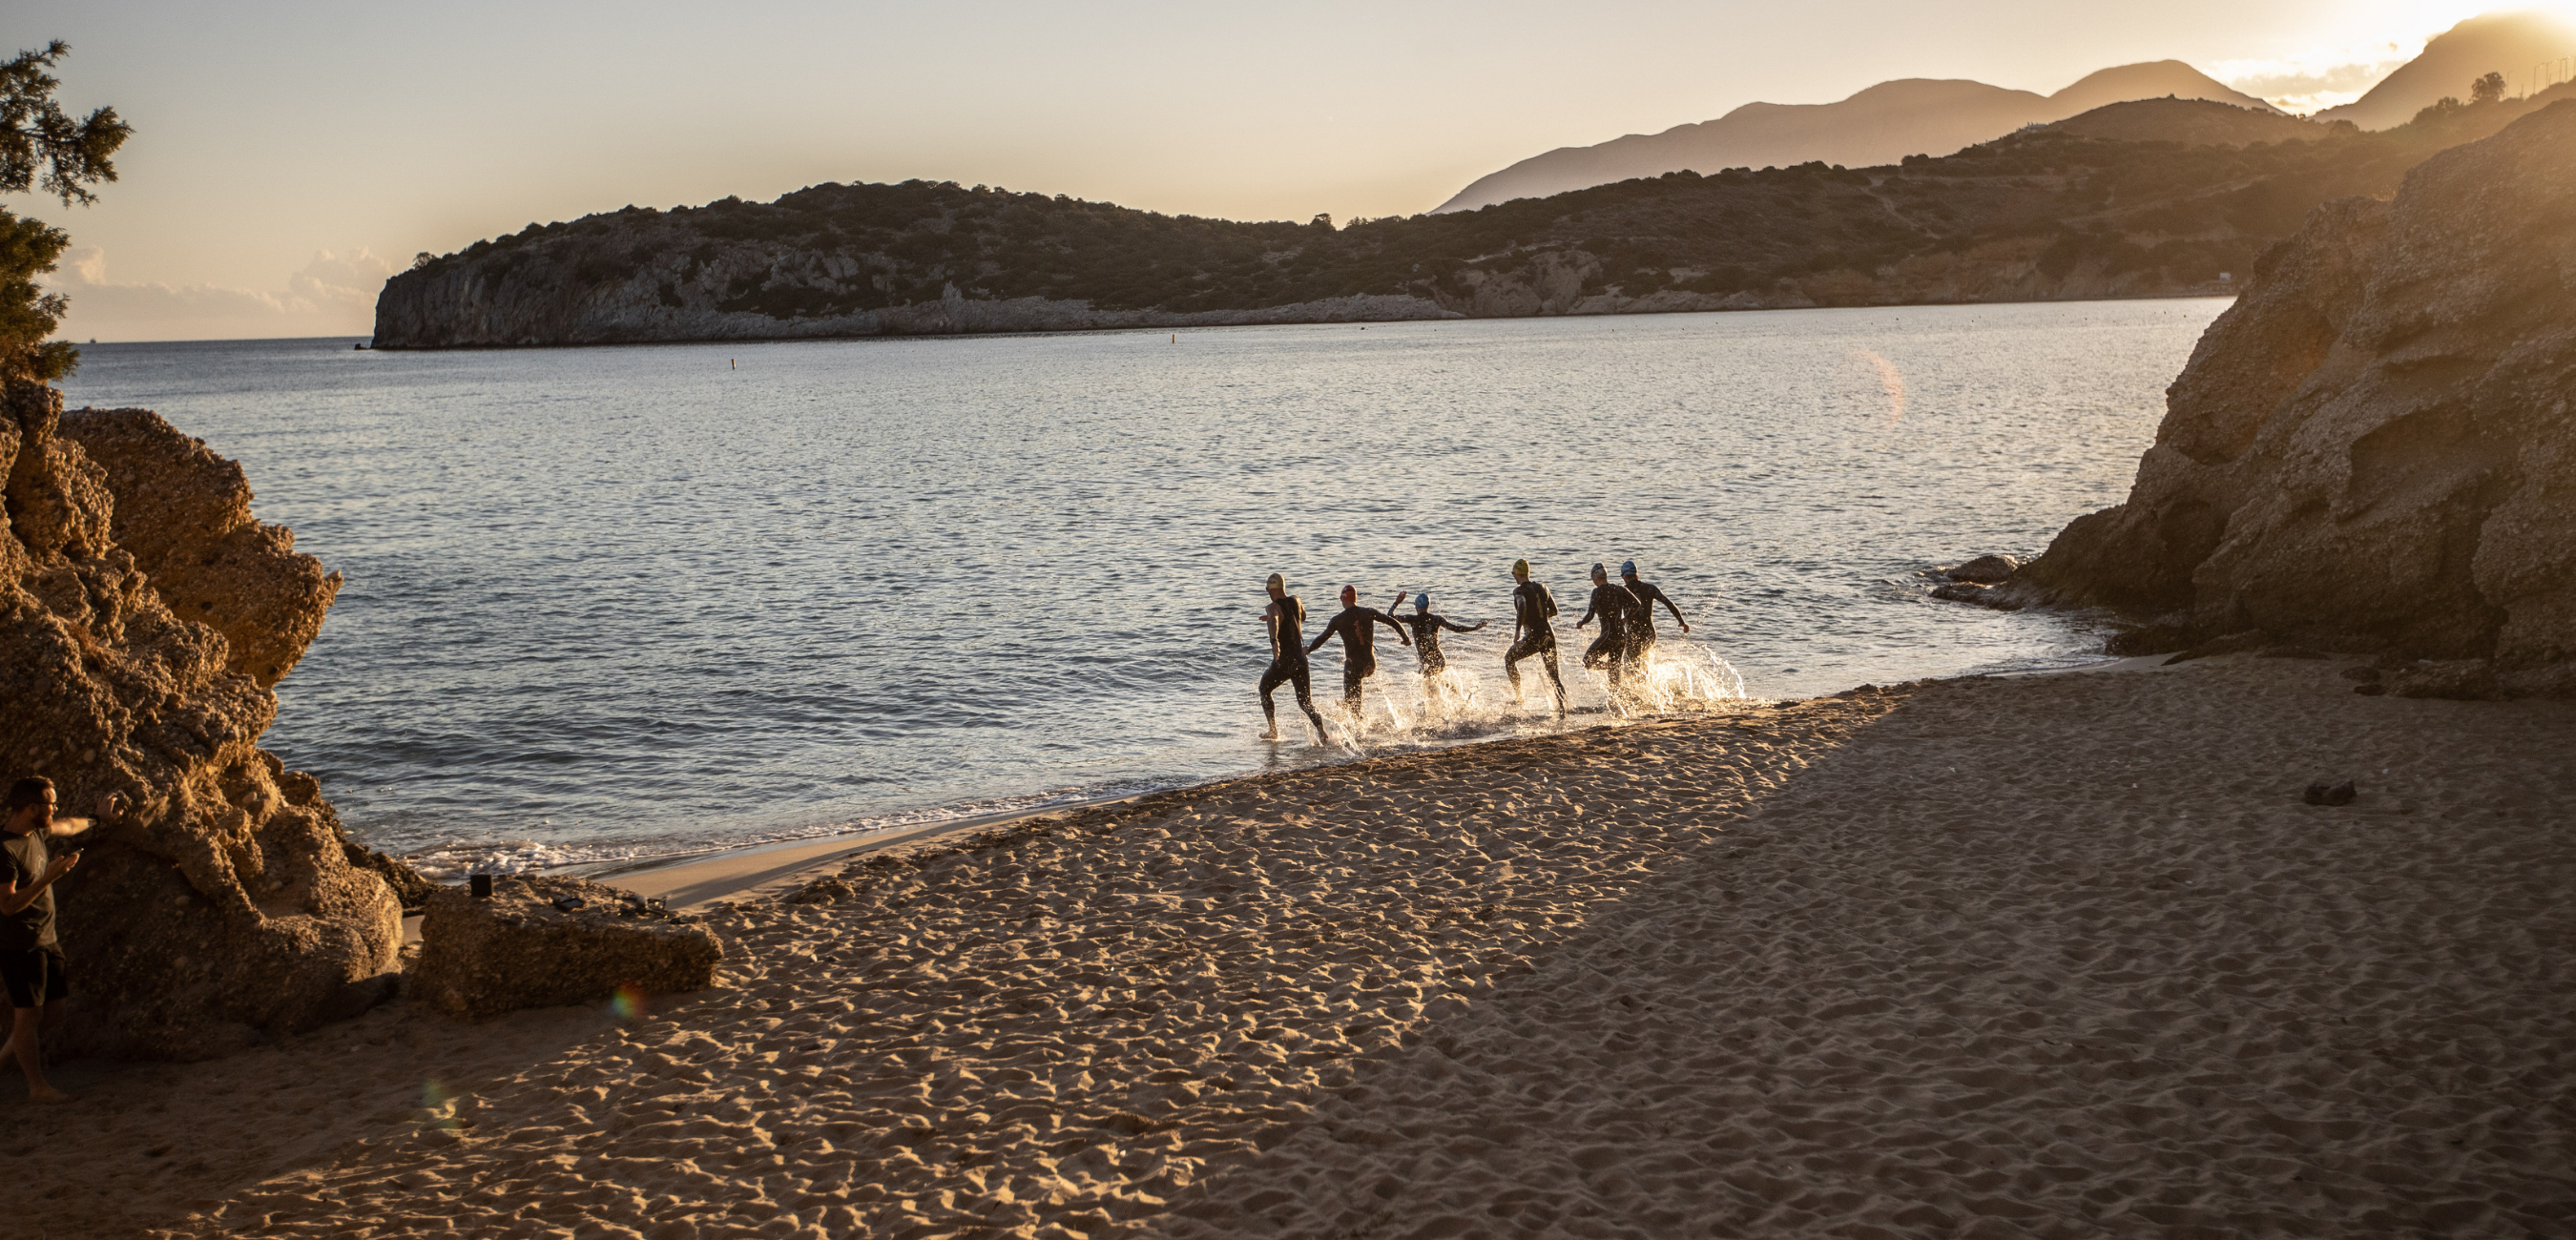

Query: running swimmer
1258 574 1329 742
1575 562 1642 696
1504 560 1568 713
1386 590 1487 709
1308 585 1413 718
1617 559 1691 673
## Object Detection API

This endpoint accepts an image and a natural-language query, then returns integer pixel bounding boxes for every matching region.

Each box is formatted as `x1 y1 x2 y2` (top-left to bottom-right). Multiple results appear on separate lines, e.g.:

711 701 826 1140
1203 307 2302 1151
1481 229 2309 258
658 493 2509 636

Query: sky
14 0 2566 341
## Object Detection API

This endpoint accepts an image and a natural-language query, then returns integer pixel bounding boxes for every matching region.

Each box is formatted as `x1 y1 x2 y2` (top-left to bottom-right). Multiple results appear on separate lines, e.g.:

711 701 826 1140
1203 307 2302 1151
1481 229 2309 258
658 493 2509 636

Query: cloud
44 248 399 342
2214 38 2424 114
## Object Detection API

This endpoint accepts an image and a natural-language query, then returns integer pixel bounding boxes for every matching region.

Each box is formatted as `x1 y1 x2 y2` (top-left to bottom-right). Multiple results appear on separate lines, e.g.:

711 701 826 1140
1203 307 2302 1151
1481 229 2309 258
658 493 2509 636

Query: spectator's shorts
0 945 68 1009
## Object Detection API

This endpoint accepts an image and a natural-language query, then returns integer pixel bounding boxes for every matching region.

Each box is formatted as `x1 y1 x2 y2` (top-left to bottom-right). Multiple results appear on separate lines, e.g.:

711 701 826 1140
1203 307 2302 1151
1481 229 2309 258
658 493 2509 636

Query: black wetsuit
1621 577 1684 664
1505 580 1568 709
1311 606 1408 705
1578 582 1640 672
1260 595 1326 735
1397 611 1479 674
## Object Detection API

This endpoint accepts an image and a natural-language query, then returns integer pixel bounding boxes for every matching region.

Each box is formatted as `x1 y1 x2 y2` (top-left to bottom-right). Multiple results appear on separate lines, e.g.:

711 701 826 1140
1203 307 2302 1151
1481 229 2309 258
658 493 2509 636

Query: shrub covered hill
372 89 2574 348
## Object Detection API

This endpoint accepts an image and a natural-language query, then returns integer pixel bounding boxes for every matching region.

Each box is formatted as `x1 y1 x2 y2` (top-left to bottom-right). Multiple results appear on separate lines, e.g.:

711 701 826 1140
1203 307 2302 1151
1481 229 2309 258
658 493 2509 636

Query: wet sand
13 655 2574 1238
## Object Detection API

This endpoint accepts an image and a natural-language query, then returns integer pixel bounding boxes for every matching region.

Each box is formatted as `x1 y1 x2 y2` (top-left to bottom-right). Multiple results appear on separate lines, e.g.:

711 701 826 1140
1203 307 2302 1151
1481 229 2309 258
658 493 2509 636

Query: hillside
2316 10 2576 130
2046 98 2337 146
1431 61 2274 214
371 85 2571 350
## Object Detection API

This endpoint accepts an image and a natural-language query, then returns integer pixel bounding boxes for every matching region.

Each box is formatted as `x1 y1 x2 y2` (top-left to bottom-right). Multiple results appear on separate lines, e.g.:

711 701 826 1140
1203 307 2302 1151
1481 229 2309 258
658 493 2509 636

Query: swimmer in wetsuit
1385 590 1487 709
1617 559 1690 673
1308 585 1412 716
1504 559 1568 713
1576 562 1642 696
1258 573 1329 742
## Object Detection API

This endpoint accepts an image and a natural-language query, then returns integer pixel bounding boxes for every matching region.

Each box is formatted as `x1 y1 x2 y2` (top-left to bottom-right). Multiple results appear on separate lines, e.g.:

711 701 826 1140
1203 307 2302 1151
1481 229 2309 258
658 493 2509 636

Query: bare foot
1260 727 1282 741
27 1085 71 1104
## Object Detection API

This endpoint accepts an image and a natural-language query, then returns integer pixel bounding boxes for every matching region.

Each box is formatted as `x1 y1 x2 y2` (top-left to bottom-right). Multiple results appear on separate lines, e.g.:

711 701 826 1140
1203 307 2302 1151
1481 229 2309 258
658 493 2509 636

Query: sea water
59 300 2225 873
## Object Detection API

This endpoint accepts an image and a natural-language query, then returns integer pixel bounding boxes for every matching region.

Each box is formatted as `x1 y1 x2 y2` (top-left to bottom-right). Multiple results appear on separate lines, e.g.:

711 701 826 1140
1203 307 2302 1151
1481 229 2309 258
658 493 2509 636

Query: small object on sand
551 895 589 913
468 873 493 899
2322 781 2357 806
2302 783 2328 805
2354 682 2388 696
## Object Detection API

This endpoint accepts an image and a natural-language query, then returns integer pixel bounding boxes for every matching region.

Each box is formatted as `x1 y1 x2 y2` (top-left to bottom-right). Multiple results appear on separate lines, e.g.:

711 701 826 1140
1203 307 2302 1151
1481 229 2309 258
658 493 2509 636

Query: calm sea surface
61 301 2223 873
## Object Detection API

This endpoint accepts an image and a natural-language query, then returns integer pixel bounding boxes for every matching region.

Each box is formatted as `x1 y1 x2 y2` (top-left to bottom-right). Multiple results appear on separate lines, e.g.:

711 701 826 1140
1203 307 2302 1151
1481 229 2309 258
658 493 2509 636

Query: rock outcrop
1 382 402 1059
2016 101 2576 696
410 875 718 1020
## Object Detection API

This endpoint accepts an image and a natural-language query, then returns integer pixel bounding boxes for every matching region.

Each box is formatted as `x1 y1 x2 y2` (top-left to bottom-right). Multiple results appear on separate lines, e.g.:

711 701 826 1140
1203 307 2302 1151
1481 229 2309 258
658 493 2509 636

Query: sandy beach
11 654 2573 1238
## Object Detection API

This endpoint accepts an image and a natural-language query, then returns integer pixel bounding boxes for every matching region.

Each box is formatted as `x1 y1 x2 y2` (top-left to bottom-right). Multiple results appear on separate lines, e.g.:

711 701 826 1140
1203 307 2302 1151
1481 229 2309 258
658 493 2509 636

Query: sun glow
2215 3 2576 114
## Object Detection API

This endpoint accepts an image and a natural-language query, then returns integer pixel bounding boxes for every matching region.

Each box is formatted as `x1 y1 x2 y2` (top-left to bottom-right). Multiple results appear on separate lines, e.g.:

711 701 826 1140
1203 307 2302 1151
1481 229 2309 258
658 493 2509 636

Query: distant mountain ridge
1433 61 2275 213
2315 10 2576 131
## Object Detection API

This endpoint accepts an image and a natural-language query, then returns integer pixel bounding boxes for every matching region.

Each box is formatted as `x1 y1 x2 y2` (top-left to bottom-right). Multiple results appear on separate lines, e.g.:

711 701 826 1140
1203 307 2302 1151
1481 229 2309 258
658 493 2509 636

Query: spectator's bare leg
7 1006 67 1102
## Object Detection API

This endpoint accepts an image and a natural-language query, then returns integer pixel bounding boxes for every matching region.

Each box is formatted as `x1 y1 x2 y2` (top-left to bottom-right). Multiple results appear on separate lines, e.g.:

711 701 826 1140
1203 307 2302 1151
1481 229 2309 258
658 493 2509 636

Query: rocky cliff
2016 101 2576 695
2 382 402 1059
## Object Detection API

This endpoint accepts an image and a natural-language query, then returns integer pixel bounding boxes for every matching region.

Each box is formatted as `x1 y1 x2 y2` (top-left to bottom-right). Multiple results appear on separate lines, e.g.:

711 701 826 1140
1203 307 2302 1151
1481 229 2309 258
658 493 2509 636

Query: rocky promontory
372 91 2567 350
3 381 405 1058
2011 101 2576 695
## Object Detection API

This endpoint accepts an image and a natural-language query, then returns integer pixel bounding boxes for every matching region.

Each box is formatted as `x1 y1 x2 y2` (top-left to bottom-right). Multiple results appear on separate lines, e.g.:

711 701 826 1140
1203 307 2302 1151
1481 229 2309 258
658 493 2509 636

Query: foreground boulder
1 384 405 1058
2015 102 2576 696
411 875 720 1020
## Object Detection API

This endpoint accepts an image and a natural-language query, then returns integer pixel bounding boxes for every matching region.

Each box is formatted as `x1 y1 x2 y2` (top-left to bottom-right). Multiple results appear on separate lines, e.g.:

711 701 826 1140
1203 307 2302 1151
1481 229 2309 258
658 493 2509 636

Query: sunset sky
15 0 2566 341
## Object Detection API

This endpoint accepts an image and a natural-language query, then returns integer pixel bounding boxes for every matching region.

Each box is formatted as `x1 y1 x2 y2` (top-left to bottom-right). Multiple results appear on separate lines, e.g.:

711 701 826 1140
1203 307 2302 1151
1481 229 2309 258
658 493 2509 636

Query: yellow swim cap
1266 572 1284 591
1512 559 1529 577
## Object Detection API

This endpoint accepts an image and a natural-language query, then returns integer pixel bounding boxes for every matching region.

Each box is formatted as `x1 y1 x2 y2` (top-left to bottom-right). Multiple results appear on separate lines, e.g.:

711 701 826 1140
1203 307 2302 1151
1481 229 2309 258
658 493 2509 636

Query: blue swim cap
1416 592 1430 610
1620 560 1637 576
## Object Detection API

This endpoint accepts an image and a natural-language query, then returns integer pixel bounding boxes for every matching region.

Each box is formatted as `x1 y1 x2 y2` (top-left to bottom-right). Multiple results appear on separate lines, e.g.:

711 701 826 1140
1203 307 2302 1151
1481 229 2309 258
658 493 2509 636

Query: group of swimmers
1258 559 1692 742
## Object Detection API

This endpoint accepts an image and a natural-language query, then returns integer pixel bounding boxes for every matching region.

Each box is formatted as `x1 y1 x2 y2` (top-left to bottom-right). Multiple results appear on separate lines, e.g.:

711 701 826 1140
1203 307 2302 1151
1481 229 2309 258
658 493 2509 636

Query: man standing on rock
1259 574 1330 743
1 777 121 1104
1505 560 1568 714
1309 585 1412 723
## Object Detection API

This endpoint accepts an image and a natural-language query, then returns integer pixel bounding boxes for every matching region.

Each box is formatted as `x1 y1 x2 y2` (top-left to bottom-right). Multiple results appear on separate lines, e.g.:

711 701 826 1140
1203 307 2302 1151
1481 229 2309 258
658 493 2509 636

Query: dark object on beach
2341 666 2383 682
2355 682 2388 696
412 873 718 1020
2303 781 2358 806
2303 783 2328 805
468 873 493 899
1943 554 2022 585
2105 624 2192 656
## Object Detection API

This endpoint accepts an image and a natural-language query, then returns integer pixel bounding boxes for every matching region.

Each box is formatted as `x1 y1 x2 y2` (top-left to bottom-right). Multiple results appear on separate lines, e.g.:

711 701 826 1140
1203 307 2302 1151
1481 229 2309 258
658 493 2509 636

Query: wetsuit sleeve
1438 616 1479 633
1577 593 1601 629
1371 610 1411 644
1541 587 1558 619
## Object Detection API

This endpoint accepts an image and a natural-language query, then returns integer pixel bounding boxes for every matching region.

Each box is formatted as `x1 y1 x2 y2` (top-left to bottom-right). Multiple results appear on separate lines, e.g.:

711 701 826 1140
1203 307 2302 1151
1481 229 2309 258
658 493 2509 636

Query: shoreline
364 291 2237 353
549 651 2166 911
16 651 2574 1237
